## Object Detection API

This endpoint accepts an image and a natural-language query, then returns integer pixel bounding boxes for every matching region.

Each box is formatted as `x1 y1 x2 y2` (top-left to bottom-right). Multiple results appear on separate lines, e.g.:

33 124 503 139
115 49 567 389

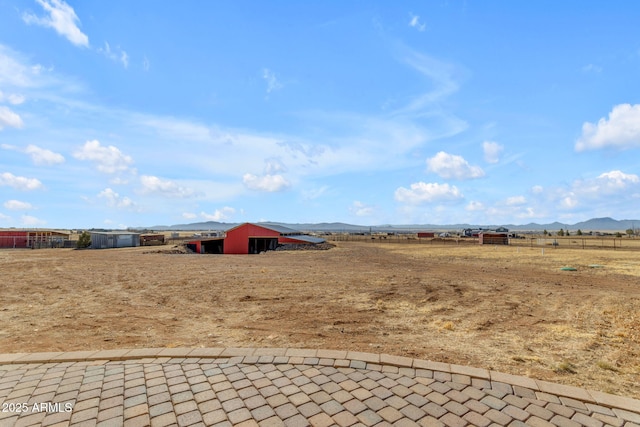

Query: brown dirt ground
0 241 638 399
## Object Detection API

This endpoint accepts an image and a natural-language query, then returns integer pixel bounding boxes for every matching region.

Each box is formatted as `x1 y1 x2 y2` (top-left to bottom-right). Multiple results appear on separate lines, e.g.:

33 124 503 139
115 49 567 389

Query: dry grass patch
0 241 638 399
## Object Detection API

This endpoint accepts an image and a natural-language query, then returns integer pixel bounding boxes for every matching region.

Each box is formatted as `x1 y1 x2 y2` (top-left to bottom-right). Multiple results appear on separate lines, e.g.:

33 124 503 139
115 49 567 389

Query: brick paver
0 348 637 426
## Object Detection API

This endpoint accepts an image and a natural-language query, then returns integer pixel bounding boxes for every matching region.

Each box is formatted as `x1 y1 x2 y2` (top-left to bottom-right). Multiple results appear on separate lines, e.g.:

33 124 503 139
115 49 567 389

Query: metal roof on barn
225 223 301 235
285 235 326 244
257 224 302 235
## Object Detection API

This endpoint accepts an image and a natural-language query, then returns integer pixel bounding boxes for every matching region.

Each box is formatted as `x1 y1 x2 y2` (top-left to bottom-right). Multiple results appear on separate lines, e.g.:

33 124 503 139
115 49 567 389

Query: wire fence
324 233 640 250
511 236 640 250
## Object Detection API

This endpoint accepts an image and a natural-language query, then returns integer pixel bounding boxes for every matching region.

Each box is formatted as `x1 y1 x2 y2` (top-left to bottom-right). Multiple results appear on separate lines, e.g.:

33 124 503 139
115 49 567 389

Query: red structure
0 230 69 248
0 231 28 248
479 233 509 245
187 223 325 254
417 232 435 238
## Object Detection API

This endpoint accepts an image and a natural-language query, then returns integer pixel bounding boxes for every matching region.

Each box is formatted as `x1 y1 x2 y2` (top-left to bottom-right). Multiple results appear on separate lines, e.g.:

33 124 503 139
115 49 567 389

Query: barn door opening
202 239 224 254
248 238 278 254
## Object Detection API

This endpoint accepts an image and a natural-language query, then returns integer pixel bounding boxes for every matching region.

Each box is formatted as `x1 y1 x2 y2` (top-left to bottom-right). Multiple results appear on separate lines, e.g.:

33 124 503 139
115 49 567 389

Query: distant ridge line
135 217 640 233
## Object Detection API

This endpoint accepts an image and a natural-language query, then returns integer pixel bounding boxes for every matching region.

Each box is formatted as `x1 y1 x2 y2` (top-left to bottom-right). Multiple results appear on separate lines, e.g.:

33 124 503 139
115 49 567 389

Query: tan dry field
0 241 638 399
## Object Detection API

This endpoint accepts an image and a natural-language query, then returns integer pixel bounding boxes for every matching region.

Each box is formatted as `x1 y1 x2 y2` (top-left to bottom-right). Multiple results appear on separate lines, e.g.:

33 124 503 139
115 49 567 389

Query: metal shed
90 232 141 249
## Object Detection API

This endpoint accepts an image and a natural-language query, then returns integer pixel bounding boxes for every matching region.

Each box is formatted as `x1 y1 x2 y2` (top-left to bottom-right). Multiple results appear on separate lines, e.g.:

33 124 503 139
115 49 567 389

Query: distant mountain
273 222 372 232
507 217 639 232
571 217 638 231
134 217 639 233
145 221 239 231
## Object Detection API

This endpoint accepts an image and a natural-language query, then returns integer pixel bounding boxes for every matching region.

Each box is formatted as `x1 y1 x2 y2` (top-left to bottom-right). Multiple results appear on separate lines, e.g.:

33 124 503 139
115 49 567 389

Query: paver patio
0 348 638 426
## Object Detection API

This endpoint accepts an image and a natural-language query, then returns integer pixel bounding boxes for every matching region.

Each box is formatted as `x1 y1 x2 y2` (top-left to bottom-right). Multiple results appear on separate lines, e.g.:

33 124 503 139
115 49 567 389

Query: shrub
554 361 577 374
76 231 91 249
596 361 619 372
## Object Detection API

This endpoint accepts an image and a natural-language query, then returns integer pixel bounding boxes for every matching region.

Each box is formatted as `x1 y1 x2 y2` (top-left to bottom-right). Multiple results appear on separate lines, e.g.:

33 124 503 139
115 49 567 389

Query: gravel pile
143 245 192 254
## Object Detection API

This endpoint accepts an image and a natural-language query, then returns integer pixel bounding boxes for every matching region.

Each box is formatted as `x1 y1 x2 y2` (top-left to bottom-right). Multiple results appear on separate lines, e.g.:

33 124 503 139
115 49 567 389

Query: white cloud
139 175 195 198
516 207 538 219
531 185 544 194
97 188 136 209
4 200 33 210
243 173 290 192
574 170 640 196
349 201 374 217
396 48 461 112
138 115 222 143
409 14 426 32
426 151 484 180
482 141 503 164
22 0 89 48
505 196 526 206
484 203 541 221
0 45 46 88
120 51 129 69
0 172 43 190
0 106 24 130
465 201 484 211
98 42 129 68
265 158 287 174
73 140 134 174
200 207 235 221
25 144 65 165
575 104 640 151
109 177 130 185
301 186 329 200
182 212 197 220
543 170 640 214
560 194 578 209
0 213 11 221
135 64 464 180
597 170 640 188
0 91 25 105
21 214 46 226
262 68 283 95
394 182 463 204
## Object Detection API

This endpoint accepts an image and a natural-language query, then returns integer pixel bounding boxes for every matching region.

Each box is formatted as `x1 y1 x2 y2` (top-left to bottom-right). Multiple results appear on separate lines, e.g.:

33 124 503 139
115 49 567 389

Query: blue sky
1 1 639 229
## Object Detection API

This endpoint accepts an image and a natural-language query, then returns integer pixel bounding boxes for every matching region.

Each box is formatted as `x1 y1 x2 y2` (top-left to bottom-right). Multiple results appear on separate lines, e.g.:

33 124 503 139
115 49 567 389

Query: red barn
187 223 325 254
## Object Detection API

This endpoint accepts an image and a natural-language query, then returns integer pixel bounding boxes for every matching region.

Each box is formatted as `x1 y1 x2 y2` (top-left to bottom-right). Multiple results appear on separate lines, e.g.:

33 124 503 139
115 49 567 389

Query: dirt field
0 241 638 399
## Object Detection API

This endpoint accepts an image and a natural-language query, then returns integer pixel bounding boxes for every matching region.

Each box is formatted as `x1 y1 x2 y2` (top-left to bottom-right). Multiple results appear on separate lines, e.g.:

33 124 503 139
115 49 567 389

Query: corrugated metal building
187 223 325 254
0 230 69 248
90 232 141 249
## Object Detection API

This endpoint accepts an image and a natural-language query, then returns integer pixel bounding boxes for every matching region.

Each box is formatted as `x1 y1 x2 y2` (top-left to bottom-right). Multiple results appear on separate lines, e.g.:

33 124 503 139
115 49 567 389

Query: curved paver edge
0 347 638 413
